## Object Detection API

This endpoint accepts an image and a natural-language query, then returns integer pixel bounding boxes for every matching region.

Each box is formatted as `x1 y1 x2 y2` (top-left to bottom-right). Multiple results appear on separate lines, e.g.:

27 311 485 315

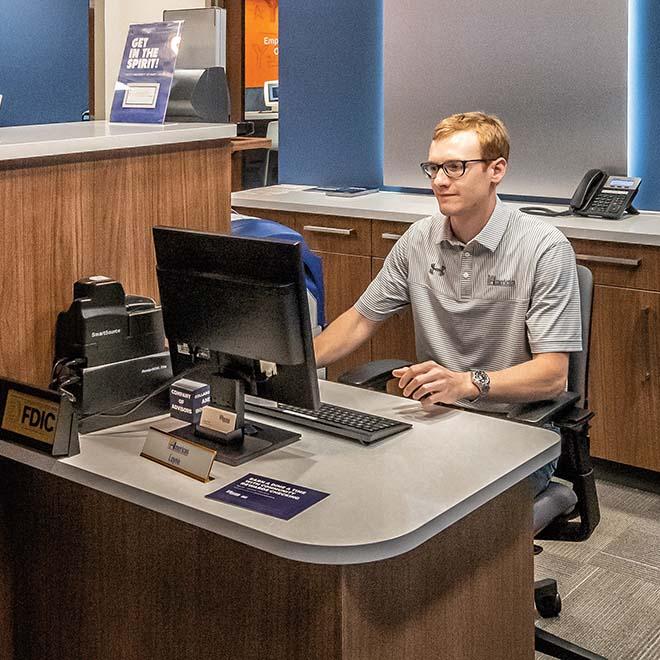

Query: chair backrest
567 265 593 408
535 264 600 542
266 120 279 151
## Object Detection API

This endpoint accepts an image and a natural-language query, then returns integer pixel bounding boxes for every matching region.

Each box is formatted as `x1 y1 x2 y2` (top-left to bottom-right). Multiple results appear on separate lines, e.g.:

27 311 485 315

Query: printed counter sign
110 21 182 124
1 390 59 445
207 473 329 520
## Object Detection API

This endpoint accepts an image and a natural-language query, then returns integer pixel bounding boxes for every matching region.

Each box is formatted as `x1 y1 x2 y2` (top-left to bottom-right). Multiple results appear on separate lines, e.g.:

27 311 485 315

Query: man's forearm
393 353 569 406
478 353 569 402
314 307 381 368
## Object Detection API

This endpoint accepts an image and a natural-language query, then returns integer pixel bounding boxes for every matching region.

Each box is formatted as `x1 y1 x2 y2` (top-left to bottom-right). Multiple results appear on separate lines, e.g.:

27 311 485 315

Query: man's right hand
392 361 476 406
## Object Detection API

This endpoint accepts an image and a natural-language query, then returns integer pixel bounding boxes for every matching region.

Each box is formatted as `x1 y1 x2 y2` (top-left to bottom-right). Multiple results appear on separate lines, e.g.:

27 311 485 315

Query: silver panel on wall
384 2 628 199
163 8 227 70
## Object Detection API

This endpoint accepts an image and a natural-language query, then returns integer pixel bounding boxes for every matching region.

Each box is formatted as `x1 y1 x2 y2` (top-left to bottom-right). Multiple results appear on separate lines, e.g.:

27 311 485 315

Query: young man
313 112 582 494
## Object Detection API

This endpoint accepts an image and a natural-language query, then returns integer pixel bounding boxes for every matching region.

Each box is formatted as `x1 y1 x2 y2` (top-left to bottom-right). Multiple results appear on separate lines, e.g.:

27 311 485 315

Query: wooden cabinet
318 252 373 380
0 141 232 387
369 220 417 363
570 239 660 472
234 205 660 472
587 286 659 470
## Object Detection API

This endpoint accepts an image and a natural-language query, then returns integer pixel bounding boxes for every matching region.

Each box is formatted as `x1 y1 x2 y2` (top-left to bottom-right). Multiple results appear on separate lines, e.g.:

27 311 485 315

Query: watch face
472 370 490 394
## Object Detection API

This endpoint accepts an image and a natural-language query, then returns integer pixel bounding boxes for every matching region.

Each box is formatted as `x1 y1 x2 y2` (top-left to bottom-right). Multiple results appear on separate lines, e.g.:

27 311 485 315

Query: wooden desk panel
2 460 533 660
0 460 14 660
0 141 232 387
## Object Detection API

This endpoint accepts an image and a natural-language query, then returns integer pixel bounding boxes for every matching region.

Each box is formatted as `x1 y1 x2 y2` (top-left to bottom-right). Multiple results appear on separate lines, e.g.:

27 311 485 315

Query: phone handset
521 169 641 220
569 169 608 212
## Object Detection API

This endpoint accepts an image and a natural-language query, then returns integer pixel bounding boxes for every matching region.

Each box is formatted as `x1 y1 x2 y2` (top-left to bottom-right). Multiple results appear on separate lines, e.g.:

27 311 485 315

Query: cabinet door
588 285 659 471
369 258 417 363
316 251 373 381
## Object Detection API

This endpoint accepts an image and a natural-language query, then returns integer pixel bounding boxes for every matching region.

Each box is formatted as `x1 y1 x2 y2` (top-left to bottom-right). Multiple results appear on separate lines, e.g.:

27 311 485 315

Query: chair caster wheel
535 578 562 618
536 592 562 618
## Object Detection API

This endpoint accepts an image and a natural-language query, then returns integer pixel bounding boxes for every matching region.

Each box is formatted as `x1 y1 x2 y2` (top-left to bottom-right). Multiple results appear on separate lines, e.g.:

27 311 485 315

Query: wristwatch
470 370 491 402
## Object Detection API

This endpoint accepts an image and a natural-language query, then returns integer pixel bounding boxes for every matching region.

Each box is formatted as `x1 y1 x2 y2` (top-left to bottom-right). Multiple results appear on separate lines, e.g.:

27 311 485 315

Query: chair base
535 626 606 659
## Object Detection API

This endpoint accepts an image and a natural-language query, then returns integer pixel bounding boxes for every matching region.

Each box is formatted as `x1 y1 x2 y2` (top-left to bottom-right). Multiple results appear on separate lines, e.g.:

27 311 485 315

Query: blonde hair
432 112 510 161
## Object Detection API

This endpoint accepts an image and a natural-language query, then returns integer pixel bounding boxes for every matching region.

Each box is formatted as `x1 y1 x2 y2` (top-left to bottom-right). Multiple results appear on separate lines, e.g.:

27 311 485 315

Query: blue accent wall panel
629 0 660 210
0 0 89 127
278 1 383 188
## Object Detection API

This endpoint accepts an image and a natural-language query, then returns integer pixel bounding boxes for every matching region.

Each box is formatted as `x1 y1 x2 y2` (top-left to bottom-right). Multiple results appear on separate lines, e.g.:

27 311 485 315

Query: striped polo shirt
354 198 582 411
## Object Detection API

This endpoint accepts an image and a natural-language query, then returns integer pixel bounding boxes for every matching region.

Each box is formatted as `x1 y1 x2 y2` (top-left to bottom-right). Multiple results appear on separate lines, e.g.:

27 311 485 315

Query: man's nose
433 169 451 186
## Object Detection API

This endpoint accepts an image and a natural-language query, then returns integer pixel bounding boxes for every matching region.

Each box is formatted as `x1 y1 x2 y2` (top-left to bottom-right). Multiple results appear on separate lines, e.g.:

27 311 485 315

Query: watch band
470 369 490 402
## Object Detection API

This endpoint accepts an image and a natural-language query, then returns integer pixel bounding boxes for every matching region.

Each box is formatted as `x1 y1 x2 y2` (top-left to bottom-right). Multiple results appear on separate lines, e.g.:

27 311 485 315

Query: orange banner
245 0 279 88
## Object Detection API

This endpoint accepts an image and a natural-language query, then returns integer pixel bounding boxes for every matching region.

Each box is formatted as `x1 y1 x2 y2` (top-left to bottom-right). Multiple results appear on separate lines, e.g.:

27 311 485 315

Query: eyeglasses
420 159 492 180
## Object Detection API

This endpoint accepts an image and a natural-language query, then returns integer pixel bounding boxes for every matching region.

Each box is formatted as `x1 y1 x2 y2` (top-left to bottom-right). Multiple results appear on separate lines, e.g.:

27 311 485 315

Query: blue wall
628 0 660 210
280 1 660 210
279 1 382 188
0 0 89 127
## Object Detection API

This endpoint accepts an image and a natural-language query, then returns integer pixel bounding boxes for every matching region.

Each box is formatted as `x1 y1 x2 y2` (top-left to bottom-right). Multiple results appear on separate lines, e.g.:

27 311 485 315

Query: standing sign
0 377 79 457
110 21 182 124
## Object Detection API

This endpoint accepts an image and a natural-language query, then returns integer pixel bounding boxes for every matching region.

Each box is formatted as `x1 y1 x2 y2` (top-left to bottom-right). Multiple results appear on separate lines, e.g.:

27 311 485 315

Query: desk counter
0 381 552 658
0 381 558 565
231 184 660 247
0 120 236 162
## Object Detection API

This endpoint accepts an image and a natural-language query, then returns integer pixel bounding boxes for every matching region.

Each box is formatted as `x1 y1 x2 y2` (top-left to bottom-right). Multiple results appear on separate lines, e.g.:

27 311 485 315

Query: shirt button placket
461 249 473 299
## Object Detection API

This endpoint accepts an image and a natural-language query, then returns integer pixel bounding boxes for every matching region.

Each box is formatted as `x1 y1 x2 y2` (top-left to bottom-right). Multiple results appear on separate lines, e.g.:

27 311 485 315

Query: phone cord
519 206 573 217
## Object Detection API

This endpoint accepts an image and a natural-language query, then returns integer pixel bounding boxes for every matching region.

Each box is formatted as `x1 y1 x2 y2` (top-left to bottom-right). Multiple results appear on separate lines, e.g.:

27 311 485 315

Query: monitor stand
174 373 301 466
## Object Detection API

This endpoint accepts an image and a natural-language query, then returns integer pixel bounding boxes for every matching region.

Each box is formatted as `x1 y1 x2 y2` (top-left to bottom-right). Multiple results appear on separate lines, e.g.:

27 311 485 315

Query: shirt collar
435 197 510 252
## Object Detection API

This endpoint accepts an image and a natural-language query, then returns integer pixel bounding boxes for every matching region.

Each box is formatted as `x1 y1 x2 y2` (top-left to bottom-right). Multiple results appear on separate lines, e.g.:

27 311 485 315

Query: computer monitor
153 225 320 463
263 79 279 112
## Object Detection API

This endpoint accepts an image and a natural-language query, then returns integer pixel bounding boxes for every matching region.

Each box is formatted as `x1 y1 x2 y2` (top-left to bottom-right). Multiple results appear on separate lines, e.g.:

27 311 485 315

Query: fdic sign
0 377 79 456
3 390 59 443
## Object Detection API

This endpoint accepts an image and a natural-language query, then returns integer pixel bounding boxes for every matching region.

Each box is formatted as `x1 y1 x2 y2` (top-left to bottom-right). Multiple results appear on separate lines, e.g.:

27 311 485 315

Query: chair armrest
338 359 413 390
506 391 581 426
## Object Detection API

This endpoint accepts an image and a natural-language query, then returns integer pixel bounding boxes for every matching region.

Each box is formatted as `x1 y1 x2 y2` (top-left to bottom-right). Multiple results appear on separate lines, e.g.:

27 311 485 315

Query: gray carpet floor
535 478 660 660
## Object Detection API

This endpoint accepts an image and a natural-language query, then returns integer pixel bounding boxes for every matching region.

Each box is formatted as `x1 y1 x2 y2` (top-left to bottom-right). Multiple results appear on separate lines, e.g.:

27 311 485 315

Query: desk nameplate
141 418 216 482
0 376 79 456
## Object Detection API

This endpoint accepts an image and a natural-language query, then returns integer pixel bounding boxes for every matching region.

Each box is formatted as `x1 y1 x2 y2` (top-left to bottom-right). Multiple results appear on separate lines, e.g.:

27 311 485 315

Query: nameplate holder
199 405 237 434
0 376 79 457
141 418 216 483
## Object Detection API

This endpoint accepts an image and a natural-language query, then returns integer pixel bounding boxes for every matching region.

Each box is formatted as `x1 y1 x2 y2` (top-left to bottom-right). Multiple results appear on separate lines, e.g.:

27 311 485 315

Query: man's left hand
392 361 477 406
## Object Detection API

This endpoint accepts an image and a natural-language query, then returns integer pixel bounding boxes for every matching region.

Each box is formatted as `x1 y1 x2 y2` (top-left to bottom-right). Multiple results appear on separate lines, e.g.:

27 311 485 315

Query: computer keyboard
244 400 412 445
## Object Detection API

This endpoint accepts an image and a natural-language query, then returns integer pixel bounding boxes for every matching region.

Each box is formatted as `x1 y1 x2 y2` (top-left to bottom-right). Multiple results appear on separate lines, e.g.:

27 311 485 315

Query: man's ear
490 157 507 184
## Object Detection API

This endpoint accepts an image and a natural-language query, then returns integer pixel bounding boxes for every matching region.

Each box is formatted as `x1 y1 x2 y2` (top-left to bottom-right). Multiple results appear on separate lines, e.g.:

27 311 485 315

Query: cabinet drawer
291 213 371 256
569 239 660 292
232 206 297 229
371 220 413 257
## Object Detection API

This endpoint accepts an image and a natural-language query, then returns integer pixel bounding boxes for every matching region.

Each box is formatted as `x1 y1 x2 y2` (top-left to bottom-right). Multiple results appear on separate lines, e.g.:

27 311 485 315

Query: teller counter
0 120 236 388
0 380 558 660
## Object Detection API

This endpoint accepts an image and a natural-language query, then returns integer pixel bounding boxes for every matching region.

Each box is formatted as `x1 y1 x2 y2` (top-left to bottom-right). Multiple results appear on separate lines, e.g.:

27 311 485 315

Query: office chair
263 120 279 186
339 265 603 660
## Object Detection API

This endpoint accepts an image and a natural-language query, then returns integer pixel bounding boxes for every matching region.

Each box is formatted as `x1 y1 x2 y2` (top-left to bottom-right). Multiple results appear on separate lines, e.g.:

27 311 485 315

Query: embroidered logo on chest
488 275 515 287
429 263 446 276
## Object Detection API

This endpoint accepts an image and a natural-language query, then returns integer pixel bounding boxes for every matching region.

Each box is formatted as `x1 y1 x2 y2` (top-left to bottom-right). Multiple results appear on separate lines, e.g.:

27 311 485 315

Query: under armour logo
429 263 446 276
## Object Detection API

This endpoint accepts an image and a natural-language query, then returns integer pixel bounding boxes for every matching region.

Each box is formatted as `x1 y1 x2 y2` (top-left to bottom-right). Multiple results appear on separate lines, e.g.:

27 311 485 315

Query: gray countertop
0 380 558 565
232 184 660 247
0 120 236 162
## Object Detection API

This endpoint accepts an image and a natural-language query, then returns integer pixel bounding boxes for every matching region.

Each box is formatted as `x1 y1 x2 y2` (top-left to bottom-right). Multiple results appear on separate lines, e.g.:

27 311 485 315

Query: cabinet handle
303 225 354 236
381 232 403 241
642 306 651 381
575 254 641 268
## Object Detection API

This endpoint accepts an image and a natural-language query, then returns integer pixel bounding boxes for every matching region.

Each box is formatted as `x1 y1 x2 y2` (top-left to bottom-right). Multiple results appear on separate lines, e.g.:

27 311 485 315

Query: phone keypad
585 192 627 218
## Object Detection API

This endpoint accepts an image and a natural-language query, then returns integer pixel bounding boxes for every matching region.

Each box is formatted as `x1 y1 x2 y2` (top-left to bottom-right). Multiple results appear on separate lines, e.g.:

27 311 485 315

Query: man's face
426 130 505 218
